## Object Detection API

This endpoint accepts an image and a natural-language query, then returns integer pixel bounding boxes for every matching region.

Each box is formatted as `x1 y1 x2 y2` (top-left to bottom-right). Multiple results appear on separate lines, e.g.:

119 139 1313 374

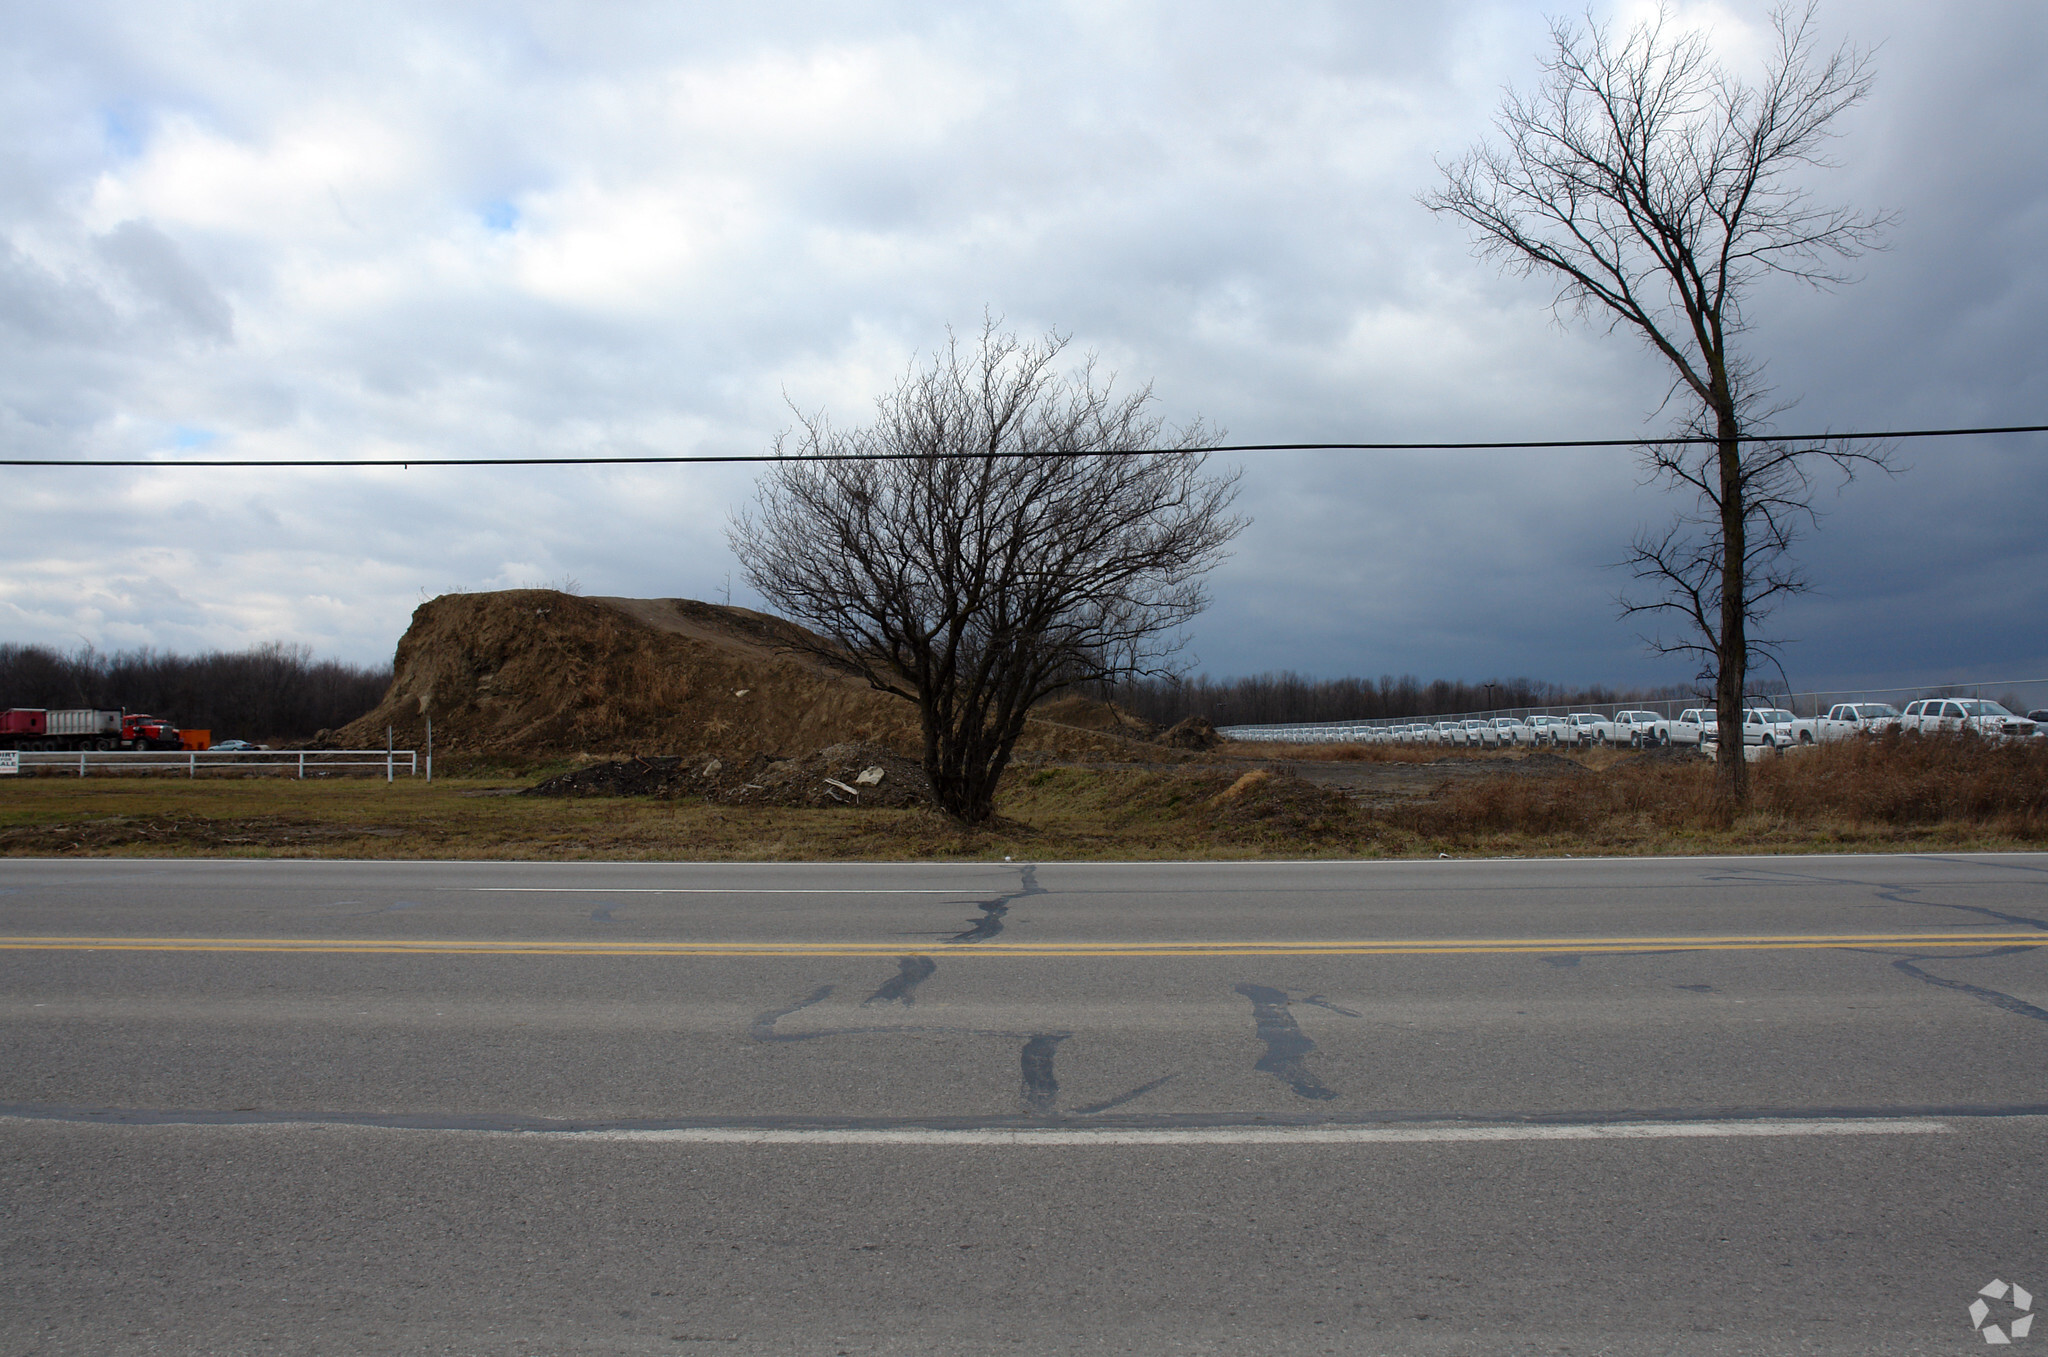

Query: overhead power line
2 423 2042 469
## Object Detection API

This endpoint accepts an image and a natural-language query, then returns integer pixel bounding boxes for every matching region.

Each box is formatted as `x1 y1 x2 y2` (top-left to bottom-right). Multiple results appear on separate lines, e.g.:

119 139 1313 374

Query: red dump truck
0 709 184 751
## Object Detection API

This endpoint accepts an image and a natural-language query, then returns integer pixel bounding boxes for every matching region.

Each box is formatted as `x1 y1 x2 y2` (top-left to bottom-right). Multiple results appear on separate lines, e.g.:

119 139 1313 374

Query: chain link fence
1219 677 2048 744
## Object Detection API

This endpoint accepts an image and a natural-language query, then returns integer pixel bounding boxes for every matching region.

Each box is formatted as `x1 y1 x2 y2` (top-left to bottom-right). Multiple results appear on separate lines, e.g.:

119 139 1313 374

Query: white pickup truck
1565 712 1617 746
1666 709 1714 747
1814 703 1902 741
1898 698 2038 740
1526 715 1573 746
1745 705 1818 747
1696 708 1778 749
1612 710 1665 747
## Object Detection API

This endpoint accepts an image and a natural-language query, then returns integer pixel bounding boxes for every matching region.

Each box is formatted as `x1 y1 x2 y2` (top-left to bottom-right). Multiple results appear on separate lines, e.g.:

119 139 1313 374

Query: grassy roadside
0 735 2042 860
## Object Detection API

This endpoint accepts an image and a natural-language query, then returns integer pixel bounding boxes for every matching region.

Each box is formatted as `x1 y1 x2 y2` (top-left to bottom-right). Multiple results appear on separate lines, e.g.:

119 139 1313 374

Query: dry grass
1392 734 2048 853
0 734 2041 860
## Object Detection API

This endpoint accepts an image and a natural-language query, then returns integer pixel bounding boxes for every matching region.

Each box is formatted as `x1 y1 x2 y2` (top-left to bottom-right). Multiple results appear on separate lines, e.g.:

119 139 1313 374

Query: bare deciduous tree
729 321 1245 823
1424 1 1889 808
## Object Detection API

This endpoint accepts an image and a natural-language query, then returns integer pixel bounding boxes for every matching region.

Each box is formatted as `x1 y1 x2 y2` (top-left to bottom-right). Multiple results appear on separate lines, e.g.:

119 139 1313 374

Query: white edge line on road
557 1119 1948 1146
0 1115 1969 1144
457 888 962 894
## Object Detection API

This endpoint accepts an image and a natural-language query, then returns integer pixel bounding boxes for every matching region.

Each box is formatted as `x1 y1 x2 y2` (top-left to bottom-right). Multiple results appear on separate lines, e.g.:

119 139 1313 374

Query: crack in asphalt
1890 948 2048 1026
1235 984 1339 1101
749 981 1046 1044
1021 1034 1067 1116
943 864 1044 944
751 955 1177 1117
1071 1075 1179 1116
862 956 937 1007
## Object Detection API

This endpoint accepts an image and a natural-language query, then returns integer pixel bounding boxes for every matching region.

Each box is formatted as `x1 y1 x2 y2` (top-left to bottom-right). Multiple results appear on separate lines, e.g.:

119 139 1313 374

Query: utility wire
3 423 2042 469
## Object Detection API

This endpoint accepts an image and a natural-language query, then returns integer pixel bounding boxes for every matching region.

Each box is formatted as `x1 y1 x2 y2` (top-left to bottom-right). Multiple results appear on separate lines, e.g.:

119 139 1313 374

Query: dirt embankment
335 591 1165 764
527 741 935 809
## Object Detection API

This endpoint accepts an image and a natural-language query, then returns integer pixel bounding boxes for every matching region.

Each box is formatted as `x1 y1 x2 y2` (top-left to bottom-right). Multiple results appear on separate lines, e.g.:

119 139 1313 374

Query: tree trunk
1713 405 1751 812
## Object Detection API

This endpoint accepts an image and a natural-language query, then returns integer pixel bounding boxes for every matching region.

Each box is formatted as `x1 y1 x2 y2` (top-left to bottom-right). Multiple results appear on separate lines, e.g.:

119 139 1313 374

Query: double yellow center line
0 932 2038 958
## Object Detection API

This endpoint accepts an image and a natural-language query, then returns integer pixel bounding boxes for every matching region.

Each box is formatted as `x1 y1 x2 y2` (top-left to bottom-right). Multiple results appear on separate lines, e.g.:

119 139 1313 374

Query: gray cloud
94 219 233 340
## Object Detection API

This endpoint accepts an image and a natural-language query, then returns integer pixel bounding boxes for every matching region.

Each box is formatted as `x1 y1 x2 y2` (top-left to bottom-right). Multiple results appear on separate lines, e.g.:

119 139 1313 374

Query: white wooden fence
5 749 420 780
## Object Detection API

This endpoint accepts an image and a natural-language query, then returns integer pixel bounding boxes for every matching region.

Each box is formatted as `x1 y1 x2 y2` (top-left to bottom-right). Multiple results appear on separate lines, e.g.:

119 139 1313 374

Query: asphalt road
3 853 2045 1355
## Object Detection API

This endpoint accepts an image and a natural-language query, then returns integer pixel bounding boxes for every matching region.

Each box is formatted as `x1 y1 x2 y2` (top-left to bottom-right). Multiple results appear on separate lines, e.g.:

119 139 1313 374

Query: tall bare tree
1425 2 1889 807
729 320 1244 823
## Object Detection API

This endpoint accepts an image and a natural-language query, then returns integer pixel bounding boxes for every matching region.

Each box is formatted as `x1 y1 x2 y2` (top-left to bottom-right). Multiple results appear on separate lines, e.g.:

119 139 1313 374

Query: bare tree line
1094 672 1692 729
0 642 391 741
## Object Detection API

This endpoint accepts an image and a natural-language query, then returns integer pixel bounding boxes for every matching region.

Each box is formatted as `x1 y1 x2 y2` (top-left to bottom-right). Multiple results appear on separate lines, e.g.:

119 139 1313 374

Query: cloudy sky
2 0 2043 697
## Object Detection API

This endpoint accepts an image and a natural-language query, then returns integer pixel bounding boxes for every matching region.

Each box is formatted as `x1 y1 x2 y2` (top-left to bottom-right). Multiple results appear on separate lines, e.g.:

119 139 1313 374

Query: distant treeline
1092 672 1695 727
0 642 391 742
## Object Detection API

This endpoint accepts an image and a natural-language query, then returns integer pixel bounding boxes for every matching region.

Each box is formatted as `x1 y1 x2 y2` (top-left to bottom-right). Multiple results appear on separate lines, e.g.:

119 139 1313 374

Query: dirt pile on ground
337 591 1151 762
1157 715 1221 750
526 742 933 809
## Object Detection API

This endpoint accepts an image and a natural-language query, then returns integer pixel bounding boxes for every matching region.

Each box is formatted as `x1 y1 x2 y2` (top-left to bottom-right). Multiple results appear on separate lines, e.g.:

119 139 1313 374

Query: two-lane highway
4 853 2045 1353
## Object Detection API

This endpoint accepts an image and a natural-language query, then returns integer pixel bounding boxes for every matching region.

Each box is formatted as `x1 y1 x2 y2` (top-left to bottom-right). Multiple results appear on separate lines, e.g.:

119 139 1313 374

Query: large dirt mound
337 591 1151 761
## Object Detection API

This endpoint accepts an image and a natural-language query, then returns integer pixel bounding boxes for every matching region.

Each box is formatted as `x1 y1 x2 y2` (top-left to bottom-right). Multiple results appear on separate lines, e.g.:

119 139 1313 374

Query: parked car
1492 717 1534 747
1899 699 2038 740
1566 712 1615 746
1526 715 1573 747
1613 710 1664 747
209 739 262 752
1701 709 1773 749
1462 718 1497 748
1814 703 1901 741
1742 707 1791 747
1742 706 1814 746
1667 709 1714 747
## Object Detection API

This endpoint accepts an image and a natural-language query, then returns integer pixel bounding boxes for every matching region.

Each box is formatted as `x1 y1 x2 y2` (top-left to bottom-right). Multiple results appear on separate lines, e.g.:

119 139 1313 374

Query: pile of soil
336 591 1151 763
1157 715 1221 750
525 742 935 809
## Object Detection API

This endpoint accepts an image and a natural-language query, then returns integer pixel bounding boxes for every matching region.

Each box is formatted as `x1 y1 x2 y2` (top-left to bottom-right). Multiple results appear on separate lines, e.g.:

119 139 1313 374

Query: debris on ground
524 742 934 809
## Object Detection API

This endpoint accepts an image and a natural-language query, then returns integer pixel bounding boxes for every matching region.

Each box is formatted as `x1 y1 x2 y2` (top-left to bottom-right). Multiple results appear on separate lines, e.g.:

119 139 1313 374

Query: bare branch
1425 0 1890 808
729 320 1245 823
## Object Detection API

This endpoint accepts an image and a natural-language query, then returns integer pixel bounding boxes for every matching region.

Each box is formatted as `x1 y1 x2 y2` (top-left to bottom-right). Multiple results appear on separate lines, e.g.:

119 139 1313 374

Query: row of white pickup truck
1350 699 2043 751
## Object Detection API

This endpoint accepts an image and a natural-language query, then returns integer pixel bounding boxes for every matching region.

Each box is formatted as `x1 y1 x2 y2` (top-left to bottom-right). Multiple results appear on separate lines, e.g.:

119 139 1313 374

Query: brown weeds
1754 731 2048 832
1398 734 2047 847
1 735 2041 860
